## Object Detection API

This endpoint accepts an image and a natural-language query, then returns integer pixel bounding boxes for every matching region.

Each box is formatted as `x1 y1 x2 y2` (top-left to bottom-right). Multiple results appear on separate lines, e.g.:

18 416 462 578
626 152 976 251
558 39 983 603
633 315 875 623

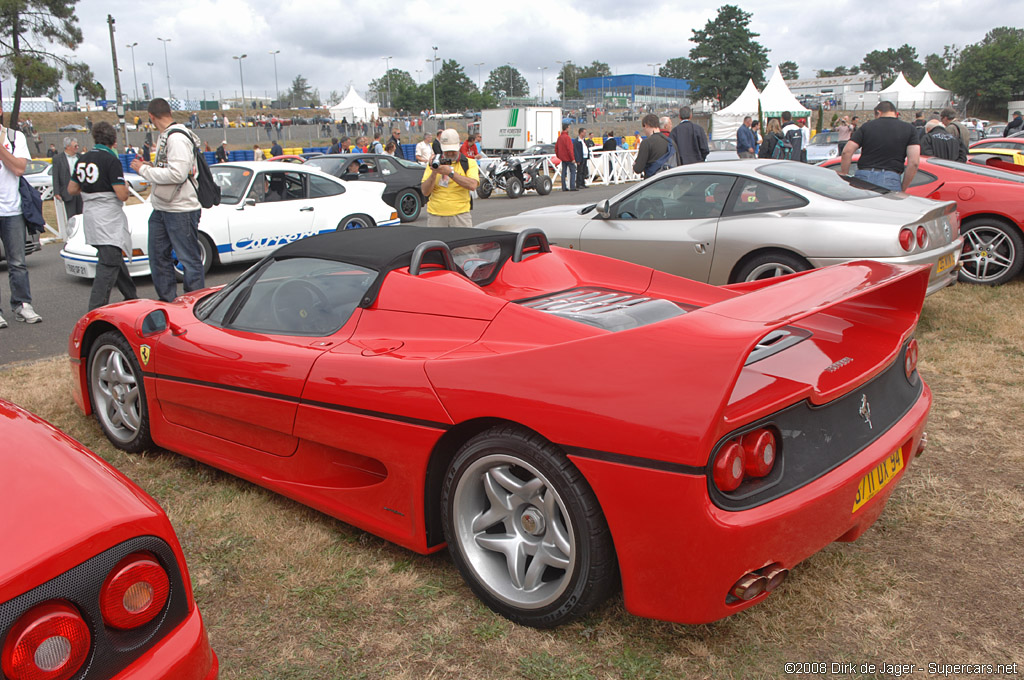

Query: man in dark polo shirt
839 100 919 192
66 121 138 310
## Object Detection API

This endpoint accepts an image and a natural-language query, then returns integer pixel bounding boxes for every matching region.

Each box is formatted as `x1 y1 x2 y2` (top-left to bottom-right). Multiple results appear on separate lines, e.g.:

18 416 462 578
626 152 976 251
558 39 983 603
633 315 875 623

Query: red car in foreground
69 227 930 627
0 400 217 679
823 156 1024 285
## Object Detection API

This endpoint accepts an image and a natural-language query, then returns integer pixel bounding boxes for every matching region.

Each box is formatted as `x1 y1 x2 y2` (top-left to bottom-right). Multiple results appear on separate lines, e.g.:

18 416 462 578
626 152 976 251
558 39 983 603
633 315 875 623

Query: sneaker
0 312 7 329
15 303 41 324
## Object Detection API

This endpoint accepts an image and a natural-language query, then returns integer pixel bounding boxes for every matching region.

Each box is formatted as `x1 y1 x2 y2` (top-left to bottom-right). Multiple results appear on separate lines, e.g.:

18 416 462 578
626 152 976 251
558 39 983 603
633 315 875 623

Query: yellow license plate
936 252 955 274
852 447 904 513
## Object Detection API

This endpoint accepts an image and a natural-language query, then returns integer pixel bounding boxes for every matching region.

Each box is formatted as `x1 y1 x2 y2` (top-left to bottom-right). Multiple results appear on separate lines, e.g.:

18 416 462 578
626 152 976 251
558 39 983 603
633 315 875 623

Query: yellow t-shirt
422 158 479 216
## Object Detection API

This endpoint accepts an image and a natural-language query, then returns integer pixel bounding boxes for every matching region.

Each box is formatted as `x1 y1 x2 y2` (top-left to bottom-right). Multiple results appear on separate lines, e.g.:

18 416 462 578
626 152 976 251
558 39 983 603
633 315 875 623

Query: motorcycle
477 153 553 199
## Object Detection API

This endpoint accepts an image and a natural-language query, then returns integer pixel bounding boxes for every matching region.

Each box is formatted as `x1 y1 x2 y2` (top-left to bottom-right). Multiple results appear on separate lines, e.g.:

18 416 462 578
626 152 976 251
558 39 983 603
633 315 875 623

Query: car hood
0 400 170 598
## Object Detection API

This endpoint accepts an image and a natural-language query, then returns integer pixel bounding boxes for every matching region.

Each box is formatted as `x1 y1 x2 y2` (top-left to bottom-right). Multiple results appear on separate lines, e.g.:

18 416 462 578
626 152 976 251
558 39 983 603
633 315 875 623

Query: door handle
299 206 314 212
694 243 707 254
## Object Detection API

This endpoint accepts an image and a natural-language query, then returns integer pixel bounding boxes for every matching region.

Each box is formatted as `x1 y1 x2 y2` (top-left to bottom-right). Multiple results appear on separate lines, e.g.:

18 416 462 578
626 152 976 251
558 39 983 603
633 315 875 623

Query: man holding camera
420 129 478 227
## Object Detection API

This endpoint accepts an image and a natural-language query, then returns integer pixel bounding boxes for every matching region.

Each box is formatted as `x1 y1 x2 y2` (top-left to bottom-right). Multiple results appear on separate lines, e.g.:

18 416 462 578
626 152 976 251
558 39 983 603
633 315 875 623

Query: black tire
442 426 617 628
87 331 153 453
734 251 812 283
506 177 524 199
477 178 493 199
957 217 1024 286
396 189 421 222
535 175 553 196
336 214 376 230
173 233 215 283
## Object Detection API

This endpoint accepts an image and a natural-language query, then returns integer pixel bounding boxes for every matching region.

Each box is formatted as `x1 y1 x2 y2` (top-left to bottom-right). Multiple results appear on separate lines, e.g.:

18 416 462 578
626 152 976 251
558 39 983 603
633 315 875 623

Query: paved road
0 182 628 366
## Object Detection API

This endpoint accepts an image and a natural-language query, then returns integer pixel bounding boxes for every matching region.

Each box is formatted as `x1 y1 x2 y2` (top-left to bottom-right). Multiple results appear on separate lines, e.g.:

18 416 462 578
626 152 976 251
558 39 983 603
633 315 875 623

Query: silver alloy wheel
745 262 798 281
452 453 576 609
90 344 142 444
960 225 1016 283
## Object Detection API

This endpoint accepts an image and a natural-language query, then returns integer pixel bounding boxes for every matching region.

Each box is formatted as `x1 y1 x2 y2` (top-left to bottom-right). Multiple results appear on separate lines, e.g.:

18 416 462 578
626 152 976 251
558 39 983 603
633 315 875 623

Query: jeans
561 161 576 191
89 245 138 311
854 168 902 192
148 209 204 302
0 213 31 311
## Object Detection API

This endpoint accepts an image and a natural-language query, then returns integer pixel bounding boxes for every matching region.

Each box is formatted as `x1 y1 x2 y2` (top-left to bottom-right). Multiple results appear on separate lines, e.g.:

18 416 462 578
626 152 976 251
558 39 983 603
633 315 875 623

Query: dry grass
2 282 1024 679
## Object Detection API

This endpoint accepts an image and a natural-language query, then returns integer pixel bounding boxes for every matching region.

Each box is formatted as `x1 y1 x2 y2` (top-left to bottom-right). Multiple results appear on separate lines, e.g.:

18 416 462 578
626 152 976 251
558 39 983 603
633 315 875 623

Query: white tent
329 86 379 124
910 72 952 109
878 72 916 107
711 79 761 141
759 69 811 120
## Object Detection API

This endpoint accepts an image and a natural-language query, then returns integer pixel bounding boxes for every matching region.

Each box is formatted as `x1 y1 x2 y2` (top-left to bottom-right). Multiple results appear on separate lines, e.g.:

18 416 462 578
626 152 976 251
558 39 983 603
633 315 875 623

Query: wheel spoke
989 251 1013 268
475 533 529 589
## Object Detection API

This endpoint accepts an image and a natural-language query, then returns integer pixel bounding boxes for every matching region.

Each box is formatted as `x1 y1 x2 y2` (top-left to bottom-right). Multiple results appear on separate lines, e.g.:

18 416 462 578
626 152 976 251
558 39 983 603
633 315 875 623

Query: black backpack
166 128 221 208
770 133 794 160
782 126 804 162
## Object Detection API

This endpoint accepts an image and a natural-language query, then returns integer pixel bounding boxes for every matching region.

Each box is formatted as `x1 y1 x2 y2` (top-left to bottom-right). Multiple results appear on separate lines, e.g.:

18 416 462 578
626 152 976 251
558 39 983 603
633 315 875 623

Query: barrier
481 149 641 195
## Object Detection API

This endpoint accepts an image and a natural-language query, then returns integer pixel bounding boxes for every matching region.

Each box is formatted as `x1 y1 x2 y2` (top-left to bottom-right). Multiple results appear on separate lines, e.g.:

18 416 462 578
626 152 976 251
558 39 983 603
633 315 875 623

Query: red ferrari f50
69 227 930 627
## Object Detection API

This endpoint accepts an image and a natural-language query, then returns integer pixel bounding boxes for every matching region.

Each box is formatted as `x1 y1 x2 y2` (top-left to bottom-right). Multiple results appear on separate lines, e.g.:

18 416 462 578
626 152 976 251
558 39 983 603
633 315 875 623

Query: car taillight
916 225 928 248
713 441 745 492
1 601 90 680
714 428 779 493
904 338 919 379
899 227 914 252
741 429 777 478
99 553 170 630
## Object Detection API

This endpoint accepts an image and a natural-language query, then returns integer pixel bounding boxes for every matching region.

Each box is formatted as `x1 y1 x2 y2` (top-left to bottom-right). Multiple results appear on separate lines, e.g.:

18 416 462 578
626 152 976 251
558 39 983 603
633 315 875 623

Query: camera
431 157 453 169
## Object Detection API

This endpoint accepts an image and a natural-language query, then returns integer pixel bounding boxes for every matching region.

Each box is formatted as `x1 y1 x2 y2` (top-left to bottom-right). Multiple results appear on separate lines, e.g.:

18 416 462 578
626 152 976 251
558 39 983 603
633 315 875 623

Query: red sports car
69 227 930 627
822 156 1024 285
0 399 217 680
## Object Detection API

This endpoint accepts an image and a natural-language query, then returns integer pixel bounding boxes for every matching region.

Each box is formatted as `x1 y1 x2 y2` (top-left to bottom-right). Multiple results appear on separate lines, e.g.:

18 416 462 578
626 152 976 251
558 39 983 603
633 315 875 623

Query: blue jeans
561 161 576 191
0 213 31 311
854 168 902 192
148 209 204 302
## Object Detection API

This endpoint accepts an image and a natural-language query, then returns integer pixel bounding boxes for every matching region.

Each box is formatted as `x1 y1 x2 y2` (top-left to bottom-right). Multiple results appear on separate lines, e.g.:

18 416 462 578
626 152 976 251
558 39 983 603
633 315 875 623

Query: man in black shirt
840 101 919 192
920 120 967 162
215 141 229 164
669 106 709 165
66 121 138 310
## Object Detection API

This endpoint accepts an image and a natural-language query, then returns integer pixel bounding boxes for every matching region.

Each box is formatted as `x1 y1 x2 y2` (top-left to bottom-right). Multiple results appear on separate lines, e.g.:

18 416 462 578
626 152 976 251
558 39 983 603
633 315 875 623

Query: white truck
480 107 562 153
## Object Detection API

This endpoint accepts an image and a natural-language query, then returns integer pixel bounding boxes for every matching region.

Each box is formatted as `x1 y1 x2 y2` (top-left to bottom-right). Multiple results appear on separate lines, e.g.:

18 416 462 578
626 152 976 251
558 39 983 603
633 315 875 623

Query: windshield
305 157 348 176
210 166 254 205
25 160 49 175
757 161 886 200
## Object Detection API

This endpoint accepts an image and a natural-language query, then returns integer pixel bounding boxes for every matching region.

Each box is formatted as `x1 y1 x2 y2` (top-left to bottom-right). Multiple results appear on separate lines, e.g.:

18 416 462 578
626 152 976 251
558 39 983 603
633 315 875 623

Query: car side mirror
596 199 611 219
244 198 256 207
139 309 167 337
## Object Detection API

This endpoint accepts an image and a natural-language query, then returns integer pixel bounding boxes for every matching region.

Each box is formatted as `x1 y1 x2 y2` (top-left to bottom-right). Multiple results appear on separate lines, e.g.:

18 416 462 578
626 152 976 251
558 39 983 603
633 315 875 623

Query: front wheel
477 178 493 199
396 189 421 222
535 175 553 196
506 177 524 199
734 251 811 282
336 214 376 230
442 426 617 628
957 218 1024 286
88 331 153 453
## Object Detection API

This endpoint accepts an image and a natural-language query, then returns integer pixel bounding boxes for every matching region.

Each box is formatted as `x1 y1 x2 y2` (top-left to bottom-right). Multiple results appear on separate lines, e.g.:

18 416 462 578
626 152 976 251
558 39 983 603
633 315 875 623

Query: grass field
1 281 1022 679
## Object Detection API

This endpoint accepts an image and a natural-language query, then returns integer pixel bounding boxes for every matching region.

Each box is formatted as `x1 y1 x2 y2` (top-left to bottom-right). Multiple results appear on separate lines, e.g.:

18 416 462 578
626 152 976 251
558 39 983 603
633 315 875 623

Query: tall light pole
431 46 439 113
538 66 548 105
126 42 139 103
556 60 573 98
233 54 248 120
269 50 280 105
415 69 422 84
146 62 154 98
647 63 661 108
381 55 392 108
157 37 172 98
474 62 485 91
507 62 514 98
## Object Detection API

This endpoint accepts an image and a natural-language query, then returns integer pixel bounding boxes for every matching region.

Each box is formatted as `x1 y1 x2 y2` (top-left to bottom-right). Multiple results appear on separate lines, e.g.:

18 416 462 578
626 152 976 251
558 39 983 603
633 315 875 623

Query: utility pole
431 46 439 114
147 62 154 98
233 54 248 141
381 56 392 108
126 42 139 104
106 15 130 148
269 50 280 105
157 37 172 99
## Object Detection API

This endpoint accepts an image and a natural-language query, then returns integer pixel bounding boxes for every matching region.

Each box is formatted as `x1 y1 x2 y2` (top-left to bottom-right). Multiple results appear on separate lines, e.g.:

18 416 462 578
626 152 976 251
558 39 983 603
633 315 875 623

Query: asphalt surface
0 181 627 366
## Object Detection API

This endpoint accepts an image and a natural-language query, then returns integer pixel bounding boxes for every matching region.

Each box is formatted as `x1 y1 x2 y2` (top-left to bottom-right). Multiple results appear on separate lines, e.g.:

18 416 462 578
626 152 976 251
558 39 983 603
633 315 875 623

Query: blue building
577 74 693 107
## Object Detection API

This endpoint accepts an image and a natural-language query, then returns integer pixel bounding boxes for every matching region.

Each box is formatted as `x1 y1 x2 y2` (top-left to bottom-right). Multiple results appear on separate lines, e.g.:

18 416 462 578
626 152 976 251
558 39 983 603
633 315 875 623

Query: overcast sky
60 0 1004 105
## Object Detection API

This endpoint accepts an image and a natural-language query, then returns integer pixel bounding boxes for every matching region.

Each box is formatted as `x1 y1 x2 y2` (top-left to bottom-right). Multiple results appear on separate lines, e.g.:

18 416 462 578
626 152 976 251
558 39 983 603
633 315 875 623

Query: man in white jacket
131 98 204 302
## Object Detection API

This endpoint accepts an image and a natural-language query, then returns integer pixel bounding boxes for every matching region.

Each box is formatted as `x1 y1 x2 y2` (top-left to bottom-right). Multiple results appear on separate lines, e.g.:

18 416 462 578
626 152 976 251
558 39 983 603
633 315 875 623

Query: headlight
67 215 81 239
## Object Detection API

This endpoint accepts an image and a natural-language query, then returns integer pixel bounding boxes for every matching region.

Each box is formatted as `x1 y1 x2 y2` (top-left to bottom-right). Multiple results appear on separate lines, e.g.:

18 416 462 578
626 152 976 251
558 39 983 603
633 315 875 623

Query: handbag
6 128 46 234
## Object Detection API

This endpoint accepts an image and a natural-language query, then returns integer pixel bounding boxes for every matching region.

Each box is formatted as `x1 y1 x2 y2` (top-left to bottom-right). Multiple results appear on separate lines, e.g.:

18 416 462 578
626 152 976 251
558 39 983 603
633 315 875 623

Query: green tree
285 74 314 107
556 62 582 98
861 44 924 87
368 68 417 109
687 5 769 104
779 60 799 80
0 0 97 127
948 28 1024 113
659 56 695 80
815 65 860 77
432 59 476 111
484 65 529 98
579 60 612 79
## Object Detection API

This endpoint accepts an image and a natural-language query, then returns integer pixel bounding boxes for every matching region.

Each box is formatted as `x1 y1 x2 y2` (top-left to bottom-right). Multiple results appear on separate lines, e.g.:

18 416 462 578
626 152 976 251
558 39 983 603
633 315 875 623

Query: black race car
305 153 425 222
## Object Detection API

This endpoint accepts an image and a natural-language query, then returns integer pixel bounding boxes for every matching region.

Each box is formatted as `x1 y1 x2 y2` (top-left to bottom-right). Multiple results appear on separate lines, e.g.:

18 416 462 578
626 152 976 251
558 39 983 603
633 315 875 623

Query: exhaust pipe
916 431 928 457
761 565 788 592
731 573 767 601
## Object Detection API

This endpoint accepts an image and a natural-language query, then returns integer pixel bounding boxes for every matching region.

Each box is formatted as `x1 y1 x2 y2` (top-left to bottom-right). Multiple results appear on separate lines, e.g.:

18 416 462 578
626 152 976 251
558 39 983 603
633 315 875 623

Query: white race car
60 161 400 278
